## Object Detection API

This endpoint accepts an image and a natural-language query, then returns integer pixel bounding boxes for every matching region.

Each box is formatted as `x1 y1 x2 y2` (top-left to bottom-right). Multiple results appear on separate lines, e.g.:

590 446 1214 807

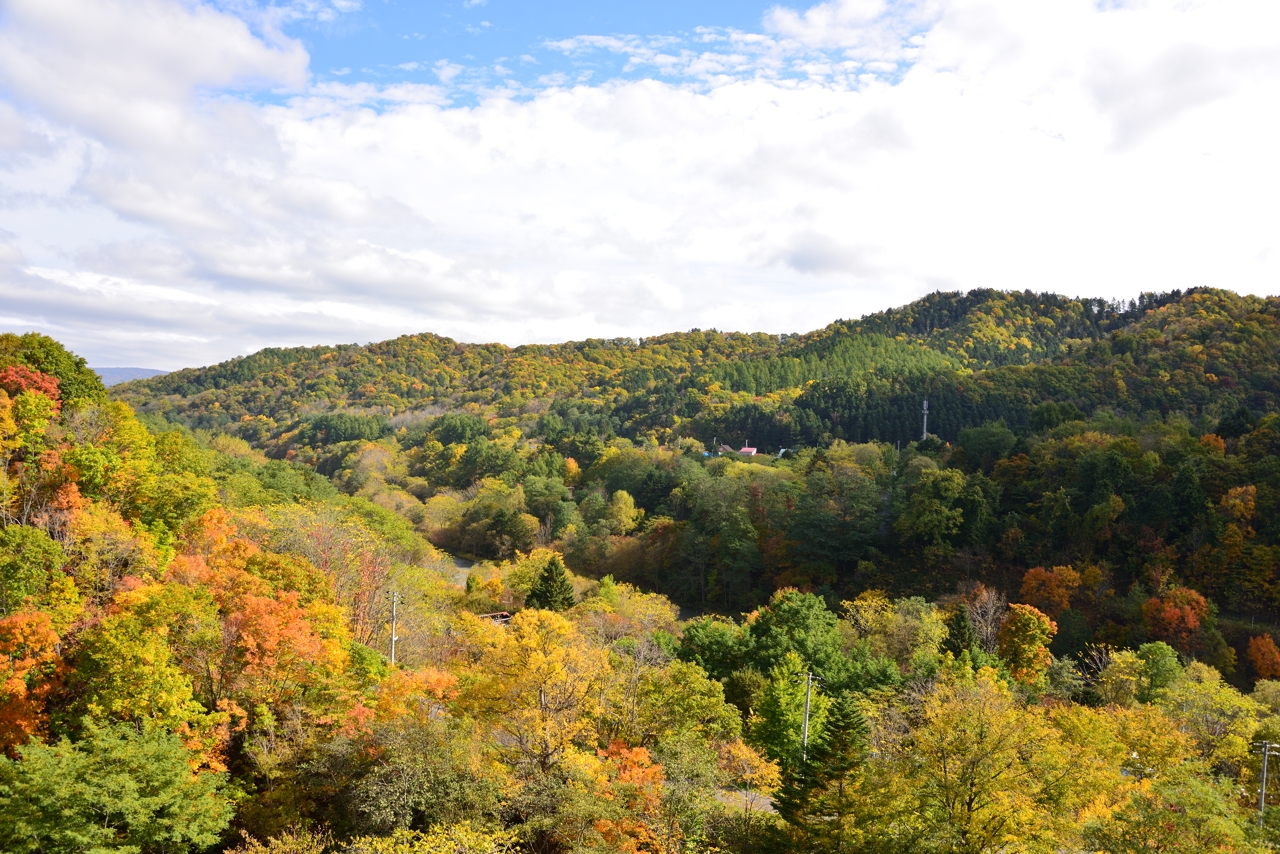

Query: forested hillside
115 288 1280 621
118 288 1276 446
6 291 1280 852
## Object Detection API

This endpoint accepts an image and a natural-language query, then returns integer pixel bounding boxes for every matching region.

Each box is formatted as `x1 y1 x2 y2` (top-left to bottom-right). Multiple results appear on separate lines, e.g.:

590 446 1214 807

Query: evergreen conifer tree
773 755 815 832
944 602 980 657
525 555 576 611
776 692 873 853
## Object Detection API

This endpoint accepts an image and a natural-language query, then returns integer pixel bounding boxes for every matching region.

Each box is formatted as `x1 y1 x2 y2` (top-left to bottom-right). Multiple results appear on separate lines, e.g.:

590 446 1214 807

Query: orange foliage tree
1142 587 1209 652
62 508 358 776
0 609 60 752
159 555 348 715
0 365 60 412
1248 634 1280 680
1019 566 1081 618
369 666 458 724
591 742 671 854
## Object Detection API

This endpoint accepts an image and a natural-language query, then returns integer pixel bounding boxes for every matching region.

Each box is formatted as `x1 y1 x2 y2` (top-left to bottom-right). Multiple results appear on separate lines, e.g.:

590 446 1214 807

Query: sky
0 0 1278 370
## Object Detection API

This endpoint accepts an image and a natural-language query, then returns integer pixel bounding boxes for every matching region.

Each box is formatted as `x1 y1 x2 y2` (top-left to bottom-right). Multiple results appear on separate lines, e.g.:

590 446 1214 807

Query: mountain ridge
93 367 168 386
114 287 1277 451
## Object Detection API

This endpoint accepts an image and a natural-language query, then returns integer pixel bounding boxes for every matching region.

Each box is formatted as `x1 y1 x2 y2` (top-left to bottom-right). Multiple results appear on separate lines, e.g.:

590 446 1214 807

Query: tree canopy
2 292 1279 850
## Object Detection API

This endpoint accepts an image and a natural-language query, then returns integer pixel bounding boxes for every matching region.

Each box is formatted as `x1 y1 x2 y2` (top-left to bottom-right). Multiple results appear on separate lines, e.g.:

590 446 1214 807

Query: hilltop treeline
118 289 1280 455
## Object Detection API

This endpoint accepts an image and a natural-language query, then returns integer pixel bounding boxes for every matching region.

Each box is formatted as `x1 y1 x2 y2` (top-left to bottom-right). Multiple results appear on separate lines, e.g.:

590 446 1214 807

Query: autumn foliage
6 317 1280 851
1249 634 1280 680
1019 565 1080 618
0 609 60 752
0 365 60 412
1142 587 1210 652
997 604 1056 686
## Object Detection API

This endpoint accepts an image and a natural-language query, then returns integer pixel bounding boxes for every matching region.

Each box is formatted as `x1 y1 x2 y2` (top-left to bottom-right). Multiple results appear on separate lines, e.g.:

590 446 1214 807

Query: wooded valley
5 287 1280 852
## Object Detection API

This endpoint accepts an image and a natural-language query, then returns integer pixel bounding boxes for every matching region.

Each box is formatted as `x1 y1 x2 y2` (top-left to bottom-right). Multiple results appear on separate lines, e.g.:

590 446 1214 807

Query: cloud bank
0 0 1278 368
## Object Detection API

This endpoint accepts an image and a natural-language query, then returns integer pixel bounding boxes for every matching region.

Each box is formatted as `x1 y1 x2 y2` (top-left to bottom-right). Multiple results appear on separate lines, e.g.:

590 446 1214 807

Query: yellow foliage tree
346 824 516 854
996 603 1056 687
718 738 780 838
461 609 610 772
907 670 1076 853
1157 662 1263 777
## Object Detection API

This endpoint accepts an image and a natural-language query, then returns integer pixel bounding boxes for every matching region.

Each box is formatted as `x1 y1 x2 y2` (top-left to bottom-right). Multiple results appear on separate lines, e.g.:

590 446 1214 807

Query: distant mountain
94 367 168 387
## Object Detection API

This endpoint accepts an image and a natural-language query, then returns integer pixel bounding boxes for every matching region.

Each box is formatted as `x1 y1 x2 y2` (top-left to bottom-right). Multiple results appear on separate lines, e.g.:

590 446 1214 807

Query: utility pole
1266 741 1272 829
922 399 929 441
801 671 815 763
1255 740 1277 827
387 591 401 666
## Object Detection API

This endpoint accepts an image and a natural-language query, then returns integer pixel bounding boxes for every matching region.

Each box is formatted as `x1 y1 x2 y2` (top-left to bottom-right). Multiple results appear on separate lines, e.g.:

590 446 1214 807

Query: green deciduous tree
955 422 1015 474
895 468 967 548
1136 641 1183 703
0 526 64 616
1083 765 1253 853
748 651 827 771
0 720 232 854
748 590 851 691
349 718 505 834
676 616 749 682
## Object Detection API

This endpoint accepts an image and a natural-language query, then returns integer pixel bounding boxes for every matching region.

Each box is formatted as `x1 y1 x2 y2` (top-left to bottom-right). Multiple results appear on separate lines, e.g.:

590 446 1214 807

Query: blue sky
275 0 925 100
292 1 773 93
1 0 1278 369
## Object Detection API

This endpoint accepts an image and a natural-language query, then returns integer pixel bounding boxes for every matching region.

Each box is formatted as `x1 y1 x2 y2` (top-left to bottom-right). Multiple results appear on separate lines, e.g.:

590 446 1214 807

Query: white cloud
0 0 1278 370
0 0 307 149
765 0 939 57
434 60 465 85
25 266 220 305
